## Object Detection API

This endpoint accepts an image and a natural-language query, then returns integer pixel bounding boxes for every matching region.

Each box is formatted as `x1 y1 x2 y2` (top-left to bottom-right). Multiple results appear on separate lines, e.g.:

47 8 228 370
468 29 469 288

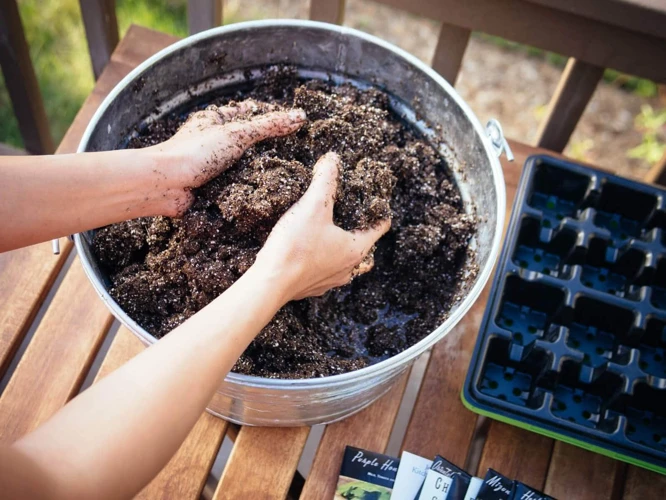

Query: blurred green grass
0 0 188 149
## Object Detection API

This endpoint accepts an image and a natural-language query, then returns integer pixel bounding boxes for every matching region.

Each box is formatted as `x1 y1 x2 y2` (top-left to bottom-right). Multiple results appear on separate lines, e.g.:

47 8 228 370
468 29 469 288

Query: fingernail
287 108 307 122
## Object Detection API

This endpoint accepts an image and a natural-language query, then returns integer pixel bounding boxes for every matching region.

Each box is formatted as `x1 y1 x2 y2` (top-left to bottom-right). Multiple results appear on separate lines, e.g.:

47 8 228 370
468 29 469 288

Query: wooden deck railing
1 0 665 177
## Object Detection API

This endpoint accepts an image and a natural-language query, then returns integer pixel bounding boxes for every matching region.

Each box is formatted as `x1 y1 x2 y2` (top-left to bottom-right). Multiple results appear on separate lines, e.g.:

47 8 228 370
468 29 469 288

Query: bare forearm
9 263 288 500
0 149 180 252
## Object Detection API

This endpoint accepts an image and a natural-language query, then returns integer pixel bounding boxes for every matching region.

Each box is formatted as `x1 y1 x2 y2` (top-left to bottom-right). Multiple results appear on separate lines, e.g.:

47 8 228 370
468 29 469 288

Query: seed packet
335 446 400 500
464 477 483 500
417 455 471 500
509 481 556 500
390 451 432 500
475 469 514 499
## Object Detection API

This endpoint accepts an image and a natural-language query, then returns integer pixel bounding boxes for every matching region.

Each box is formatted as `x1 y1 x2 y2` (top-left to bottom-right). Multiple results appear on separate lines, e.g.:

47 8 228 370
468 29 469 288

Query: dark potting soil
93 67 478 378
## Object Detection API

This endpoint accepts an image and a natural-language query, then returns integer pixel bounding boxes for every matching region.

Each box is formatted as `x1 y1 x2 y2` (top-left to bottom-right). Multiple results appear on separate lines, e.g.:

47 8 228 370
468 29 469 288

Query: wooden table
1 25 666 499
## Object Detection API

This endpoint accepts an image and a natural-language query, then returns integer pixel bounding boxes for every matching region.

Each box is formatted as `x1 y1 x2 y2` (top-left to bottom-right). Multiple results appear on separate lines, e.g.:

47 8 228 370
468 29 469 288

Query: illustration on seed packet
335 446 400 500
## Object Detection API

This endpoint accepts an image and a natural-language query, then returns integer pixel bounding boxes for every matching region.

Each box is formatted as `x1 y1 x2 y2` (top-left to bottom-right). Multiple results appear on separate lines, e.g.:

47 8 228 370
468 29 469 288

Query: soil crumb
93 67 477 378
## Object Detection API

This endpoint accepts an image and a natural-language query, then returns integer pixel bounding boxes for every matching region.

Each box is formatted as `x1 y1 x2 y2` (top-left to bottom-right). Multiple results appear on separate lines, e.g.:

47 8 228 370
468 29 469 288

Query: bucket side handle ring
486 119 514 162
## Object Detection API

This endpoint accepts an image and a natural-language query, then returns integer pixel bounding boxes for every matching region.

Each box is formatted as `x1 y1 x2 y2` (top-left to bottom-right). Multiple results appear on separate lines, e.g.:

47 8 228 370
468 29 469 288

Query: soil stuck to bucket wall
93 68 477 378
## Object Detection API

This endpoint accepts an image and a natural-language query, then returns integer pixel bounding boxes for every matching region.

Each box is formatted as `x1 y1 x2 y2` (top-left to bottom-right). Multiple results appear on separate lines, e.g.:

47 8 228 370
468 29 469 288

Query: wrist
134 148 192 217
245 254 299 307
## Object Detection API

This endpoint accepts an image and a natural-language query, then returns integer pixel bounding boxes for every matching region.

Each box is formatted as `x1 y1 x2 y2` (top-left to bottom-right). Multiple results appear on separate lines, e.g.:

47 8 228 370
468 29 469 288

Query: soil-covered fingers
182 109 223 129
349 218 391 257
226 108 306 147
212 99 277 122
303 152 341 213
353 254 375 277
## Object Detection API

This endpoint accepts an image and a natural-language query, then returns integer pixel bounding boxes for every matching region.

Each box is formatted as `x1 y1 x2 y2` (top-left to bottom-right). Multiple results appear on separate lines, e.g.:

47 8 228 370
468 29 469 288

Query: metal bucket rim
74 19 506 389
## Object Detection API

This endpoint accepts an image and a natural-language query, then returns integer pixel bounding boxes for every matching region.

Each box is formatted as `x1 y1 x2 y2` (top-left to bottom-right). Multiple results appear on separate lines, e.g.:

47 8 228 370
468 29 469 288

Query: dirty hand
254 152 391 302
152 100 306 216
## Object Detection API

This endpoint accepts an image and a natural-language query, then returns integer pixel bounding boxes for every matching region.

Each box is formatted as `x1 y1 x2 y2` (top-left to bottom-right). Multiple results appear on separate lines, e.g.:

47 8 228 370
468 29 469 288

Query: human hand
151 100 306 216
253 152 391 302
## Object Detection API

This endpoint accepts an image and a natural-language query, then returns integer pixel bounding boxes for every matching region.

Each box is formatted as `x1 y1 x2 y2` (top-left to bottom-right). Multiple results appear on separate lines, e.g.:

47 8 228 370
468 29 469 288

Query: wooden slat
79 0 119 79
309 0 346 24
431 21 471 85
476 422 553 488
400 293 483 465
0 0 54 154
524 0 666 41
188 0 223 35
400 143 524 466
535 58 604 152
623 466 666 499
301 372 409 499
112 25 178 68
471 143 553 485
544 442 625 499
93 327 227 500
0 238 69 379
0 261 113 441
372 0 666 82
214 426 310 499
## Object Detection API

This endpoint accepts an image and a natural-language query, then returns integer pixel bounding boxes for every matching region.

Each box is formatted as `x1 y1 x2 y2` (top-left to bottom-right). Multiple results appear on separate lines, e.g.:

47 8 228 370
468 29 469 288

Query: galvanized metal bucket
74 20 508 426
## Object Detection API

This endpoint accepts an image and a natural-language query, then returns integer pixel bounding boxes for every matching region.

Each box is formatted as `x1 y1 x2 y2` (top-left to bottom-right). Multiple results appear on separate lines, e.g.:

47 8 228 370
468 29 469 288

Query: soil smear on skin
93 67 478 378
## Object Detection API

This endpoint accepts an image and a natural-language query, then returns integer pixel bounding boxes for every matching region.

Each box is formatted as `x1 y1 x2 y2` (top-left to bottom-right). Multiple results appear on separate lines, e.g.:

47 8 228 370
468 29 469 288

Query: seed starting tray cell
463 155 666 474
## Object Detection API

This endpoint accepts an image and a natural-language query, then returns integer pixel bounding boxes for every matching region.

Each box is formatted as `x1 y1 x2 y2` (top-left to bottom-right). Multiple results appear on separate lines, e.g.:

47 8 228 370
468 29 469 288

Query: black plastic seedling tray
463 155 666 474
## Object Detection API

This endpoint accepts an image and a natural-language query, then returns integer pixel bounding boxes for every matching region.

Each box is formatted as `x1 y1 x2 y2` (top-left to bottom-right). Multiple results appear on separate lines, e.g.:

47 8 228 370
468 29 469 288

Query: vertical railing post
431 22 471 86
0 0 54 154
79 0 119 80
310 0 346 24
535 58 604 152
188 0 223 35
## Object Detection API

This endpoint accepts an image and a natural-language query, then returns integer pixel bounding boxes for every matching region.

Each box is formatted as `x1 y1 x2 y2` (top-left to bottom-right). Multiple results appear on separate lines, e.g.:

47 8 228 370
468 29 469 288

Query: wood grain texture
372 0 666 82
79 0 119 79
400 143 524 467
300 373 409 500
0 239 69 378
623 465 666 499
93 327 227 500
431 21 471 85
214 426 310 500
0 261 113 442
544 442 625 499
188 0 223 35
536 58 604 152
111 25 179 69
476 422 553 489
309 0 346 24
0 0 54 154
400 292 483 465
